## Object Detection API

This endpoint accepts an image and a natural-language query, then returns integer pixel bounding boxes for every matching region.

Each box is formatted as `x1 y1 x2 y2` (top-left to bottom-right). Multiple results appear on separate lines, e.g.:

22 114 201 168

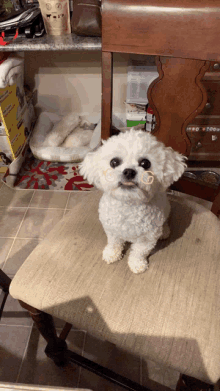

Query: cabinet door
187 130 220 160
200 81 220 115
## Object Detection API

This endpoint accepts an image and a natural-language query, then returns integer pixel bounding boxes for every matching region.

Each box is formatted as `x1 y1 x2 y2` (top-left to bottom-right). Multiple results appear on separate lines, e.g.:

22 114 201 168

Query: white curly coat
79 129 186 274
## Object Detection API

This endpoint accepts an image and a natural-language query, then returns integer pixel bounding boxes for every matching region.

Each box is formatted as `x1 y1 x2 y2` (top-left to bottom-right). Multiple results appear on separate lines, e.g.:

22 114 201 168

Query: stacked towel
0 52 24 89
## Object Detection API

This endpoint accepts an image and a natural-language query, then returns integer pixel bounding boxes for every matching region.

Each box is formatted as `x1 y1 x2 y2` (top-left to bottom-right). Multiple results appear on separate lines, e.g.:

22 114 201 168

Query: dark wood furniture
101 0 220 166
187 62 220 162
0 269 11 321
101 0 220 216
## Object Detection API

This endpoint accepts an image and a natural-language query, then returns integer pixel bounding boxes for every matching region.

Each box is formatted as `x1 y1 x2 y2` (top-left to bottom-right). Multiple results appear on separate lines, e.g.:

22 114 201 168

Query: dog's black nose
123 168 136 180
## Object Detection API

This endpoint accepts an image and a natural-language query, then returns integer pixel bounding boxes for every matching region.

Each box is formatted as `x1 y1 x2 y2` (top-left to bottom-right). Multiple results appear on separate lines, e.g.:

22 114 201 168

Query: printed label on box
0 79 34 166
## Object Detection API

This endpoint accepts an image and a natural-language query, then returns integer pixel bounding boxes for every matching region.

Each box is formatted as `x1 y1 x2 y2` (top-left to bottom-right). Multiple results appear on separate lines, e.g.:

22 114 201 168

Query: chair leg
211 185 220 217
0 269 11 320
101 51 113 140
19 300 68 366
0 269 11 292
176 374 214 391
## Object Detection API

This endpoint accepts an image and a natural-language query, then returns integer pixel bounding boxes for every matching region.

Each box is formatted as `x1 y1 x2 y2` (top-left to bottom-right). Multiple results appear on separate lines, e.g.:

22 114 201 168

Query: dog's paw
128 256 149 274
102 244 123 264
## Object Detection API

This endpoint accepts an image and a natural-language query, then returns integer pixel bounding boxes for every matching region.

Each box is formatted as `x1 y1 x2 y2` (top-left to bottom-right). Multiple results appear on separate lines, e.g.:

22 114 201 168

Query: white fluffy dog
79 129 187 274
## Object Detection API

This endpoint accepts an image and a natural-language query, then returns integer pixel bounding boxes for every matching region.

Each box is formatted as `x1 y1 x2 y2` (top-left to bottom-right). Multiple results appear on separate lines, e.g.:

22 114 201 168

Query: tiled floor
0 171 216 390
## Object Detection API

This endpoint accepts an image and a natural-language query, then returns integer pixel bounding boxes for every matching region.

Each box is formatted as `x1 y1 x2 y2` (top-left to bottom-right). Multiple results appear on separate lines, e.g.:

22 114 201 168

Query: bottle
145 104 156 132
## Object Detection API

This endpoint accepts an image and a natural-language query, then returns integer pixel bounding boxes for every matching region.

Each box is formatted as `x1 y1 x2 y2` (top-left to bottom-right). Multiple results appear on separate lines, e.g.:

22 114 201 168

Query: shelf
0 33 101 51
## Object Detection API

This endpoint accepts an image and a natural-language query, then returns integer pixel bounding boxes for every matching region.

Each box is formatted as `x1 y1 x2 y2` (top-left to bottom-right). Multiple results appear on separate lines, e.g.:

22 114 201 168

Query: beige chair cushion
10 191 220 384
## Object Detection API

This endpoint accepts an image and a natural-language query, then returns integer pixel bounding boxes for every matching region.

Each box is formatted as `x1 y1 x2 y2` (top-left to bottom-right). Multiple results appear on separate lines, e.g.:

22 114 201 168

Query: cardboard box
126 103 146 128
0 80 34 170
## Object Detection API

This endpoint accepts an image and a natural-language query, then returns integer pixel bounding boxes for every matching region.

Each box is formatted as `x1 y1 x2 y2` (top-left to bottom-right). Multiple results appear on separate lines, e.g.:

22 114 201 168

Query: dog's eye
110 157 121 168
139 158 151 170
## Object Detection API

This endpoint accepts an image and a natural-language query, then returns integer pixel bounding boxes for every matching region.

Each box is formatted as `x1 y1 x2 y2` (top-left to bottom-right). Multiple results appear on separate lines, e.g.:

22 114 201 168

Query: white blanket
0 53 24 88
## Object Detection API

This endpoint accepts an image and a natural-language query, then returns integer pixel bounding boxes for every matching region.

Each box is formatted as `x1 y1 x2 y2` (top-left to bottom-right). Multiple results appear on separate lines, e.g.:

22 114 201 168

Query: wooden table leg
102 51 113 140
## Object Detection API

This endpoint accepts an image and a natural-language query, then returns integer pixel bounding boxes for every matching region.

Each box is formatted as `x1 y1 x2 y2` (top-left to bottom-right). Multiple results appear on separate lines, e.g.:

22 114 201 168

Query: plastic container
38 0 71 36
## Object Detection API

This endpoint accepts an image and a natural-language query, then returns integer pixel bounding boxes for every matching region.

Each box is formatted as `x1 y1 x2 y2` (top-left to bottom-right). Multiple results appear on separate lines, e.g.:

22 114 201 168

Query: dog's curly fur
79 129 187 274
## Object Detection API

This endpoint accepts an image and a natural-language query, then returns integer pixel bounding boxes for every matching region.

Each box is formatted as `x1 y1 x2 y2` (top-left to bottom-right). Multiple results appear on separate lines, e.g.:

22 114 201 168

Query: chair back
102 0 220 61
101 0 220 155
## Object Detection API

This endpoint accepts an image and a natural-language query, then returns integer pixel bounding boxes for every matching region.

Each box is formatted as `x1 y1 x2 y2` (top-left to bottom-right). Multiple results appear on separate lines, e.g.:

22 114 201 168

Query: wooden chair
0 269 11 321
7 1 220 390
101 0 220 216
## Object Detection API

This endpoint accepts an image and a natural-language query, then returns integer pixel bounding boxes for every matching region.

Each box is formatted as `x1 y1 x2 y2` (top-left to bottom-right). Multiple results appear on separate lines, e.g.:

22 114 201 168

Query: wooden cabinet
188 62 220 162
187 130 220 161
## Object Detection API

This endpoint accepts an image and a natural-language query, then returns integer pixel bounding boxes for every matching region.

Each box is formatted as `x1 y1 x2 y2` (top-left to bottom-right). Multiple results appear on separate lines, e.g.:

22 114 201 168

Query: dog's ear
161 147 187 190
79 147 102 189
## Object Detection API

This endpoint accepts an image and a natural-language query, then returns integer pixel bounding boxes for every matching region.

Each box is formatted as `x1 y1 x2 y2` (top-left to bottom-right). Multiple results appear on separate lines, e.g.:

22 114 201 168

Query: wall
24 51 131 125
24 51 157 126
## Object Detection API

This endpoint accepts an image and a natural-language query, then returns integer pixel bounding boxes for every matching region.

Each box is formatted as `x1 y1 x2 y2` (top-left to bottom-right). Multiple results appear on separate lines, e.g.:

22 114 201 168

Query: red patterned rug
5 148 94 191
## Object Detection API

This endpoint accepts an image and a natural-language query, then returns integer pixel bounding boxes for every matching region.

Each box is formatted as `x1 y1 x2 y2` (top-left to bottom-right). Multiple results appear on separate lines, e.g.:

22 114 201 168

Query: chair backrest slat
102 0 220 62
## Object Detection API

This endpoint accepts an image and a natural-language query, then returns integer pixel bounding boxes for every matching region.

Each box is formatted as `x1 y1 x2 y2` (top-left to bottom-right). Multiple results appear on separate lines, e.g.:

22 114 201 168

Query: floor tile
3 238 40 275
78 367 123 391
0 324 31 383
1 293 32 327
0 208 27 238
0 185 34 208
17 208 64 239
17 327 85 388
0 238 14 269
162 367 180 390
78 333 141 391
142 359 179 391
66 191 96 209
30 190 70 209
0 174 4 190
64 209 71 216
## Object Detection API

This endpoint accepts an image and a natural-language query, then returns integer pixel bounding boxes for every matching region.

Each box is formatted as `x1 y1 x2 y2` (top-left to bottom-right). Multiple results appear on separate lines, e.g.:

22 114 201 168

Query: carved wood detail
148 57 211 155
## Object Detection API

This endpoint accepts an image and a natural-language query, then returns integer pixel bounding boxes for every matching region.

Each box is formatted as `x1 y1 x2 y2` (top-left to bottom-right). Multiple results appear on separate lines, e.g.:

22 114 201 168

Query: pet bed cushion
10 191 220 384
29 112 124 163
29 112 102 163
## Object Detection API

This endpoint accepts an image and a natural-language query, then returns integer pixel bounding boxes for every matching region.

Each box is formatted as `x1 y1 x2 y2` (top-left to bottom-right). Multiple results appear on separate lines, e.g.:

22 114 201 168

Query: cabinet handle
212 135 218 141
213 63 220 69
195 141 203 150
205 102 212 109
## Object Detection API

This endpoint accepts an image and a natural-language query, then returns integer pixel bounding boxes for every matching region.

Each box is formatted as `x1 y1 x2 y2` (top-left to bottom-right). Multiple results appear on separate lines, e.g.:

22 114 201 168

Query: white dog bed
29 112 103 163
29 111 125 163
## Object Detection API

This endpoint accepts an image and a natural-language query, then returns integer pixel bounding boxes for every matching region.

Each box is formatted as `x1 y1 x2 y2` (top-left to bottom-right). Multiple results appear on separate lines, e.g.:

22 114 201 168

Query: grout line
15 324 33 383
81 331 87 358
0 323 33 328
1 191 36 270
0 237 43 240
0 236 16 240
0 323 71 330
77 330 87 388
0 206 68 210
63 192 71 217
